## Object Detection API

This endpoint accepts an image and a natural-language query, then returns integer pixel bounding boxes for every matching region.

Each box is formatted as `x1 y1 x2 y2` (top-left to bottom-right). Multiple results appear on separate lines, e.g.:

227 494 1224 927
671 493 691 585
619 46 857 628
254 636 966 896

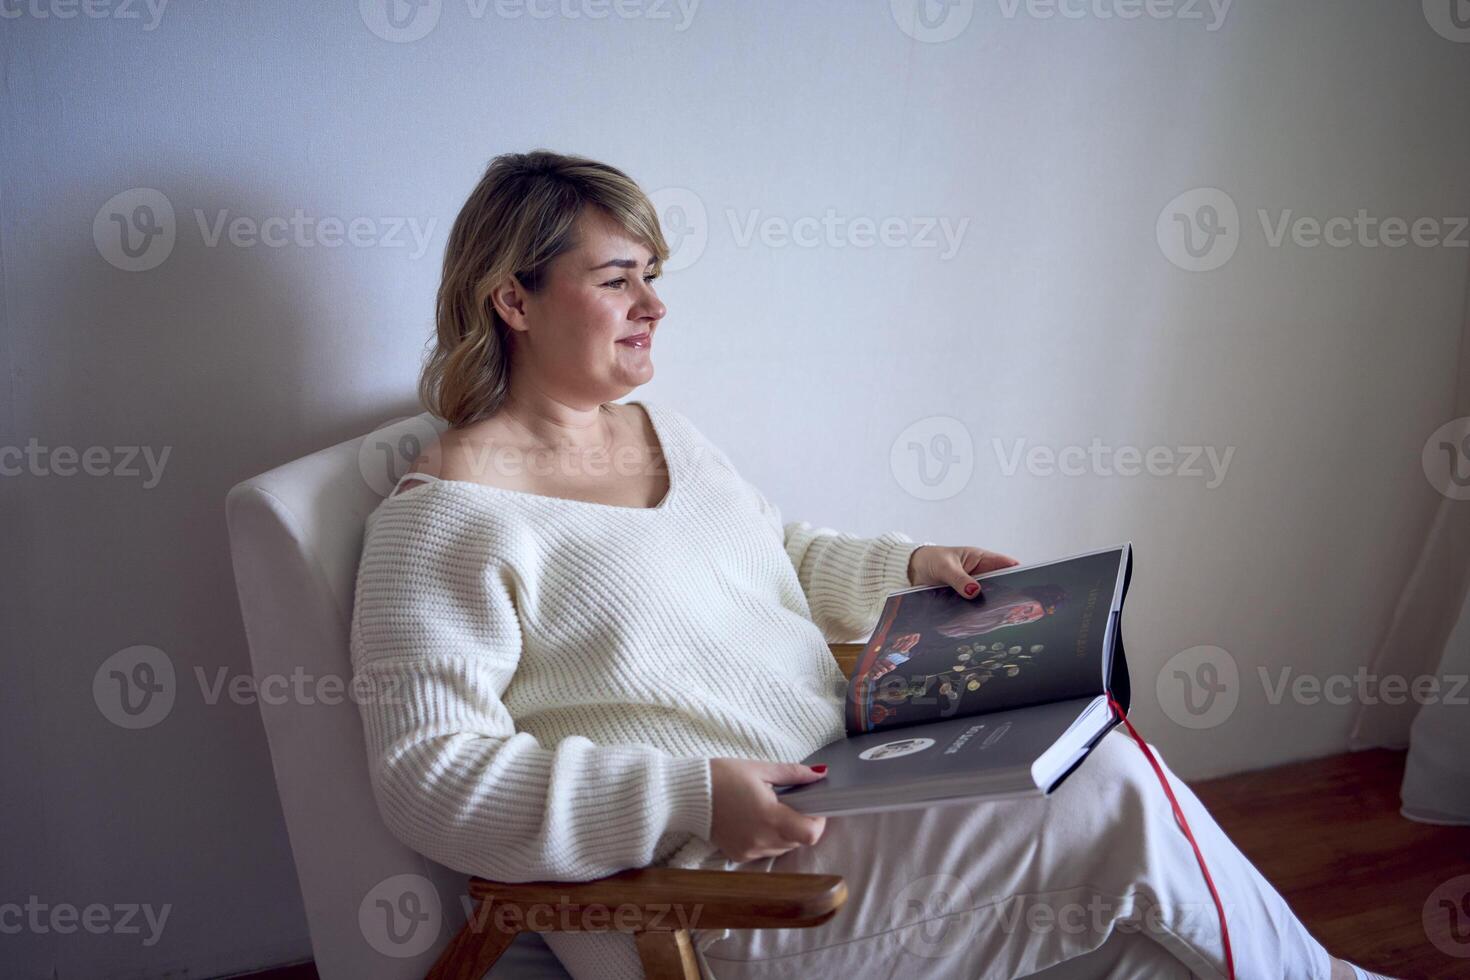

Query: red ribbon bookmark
1106 693 1236 980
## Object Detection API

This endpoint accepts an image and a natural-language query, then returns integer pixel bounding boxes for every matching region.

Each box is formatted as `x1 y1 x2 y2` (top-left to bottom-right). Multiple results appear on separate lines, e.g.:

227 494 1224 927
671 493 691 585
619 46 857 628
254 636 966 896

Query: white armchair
225 411 572 979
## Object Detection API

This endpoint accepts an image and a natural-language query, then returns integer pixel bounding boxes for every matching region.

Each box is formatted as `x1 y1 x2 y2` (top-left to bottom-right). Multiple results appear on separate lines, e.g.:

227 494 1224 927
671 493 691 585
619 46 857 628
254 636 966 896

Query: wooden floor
1192 748 1470 979
234 748 1467 980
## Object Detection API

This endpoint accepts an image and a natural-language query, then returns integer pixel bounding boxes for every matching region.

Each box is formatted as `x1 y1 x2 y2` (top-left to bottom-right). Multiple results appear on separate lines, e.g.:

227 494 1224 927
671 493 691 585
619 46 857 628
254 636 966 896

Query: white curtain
1350 258 1470 824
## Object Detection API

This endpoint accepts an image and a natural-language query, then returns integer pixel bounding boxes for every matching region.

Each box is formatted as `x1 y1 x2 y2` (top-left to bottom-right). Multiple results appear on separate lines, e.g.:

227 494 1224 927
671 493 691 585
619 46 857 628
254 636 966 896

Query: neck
497 386 621 454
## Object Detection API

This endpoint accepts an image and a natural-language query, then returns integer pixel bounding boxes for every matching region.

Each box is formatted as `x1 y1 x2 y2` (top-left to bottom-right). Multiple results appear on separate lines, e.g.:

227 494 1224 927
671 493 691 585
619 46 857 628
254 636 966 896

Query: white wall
3 1 1468 976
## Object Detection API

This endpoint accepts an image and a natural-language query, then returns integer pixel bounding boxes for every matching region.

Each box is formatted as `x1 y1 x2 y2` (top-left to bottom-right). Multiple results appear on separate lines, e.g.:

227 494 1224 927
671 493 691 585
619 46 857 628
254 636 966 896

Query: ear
489 274 532 333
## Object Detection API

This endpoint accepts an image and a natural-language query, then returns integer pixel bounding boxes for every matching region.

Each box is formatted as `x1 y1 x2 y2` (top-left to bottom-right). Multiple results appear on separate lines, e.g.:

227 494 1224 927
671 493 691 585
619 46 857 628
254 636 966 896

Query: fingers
772 804 827 847
976 550 1019 571
763 760 827 786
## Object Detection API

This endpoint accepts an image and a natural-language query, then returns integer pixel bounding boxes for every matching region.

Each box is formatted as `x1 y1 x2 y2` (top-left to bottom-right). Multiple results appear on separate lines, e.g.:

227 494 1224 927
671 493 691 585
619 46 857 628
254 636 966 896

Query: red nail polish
965 583 978 596
811 764 828 773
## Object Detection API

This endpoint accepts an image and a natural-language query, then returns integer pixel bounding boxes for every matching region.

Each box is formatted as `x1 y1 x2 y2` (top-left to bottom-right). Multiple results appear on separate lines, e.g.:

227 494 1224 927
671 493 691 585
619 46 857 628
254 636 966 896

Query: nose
633 281 666 323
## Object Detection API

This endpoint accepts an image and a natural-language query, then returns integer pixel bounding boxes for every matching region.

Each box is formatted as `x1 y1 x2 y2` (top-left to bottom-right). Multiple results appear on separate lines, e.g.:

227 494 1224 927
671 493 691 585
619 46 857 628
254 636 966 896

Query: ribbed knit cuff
875 533 933 592
664 755 714 841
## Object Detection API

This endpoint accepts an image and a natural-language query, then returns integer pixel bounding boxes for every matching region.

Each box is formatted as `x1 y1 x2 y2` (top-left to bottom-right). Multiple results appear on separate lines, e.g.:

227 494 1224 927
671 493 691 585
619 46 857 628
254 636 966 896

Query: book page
846 547 1126 735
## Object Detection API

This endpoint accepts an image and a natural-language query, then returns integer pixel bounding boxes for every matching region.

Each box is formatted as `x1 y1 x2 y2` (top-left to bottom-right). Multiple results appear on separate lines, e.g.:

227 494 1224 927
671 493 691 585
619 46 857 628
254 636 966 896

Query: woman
349 150 1388 980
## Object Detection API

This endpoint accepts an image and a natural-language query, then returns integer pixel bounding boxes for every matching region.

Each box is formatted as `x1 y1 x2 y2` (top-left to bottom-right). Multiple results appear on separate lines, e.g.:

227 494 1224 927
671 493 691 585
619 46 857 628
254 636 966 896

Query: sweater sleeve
349 510 714 884
757 490 931 645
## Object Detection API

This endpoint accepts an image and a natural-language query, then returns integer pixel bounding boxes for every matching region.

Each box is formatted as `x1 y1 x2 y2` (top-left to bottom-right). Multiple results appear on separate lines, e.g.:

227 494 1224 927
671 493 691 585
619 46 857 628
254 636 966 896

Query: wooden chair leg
634 927 702 979
425 899 518 980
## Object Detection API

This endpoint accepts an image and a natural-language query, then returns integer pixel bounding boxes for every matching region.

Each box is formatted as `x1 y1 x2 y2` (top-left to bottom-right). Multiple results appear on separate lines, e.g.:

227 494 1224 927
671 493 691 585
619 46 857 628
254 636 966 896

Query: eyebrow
588 255 659 271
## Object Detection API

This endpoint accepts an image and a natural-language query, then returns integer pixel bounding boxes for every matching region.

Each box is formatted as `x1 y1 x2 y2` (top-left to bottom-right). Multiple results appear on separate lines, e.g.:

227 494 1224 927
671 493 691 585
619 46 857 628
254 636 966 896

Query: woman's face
511 207 667 400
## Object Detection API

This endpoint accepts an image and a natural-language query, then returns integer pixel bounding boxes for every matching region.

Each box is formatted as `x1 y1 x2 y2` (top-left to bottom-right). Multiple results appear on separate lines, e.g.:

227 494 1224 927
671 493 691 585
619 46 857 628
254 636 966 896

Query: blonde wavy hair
420 149 670 428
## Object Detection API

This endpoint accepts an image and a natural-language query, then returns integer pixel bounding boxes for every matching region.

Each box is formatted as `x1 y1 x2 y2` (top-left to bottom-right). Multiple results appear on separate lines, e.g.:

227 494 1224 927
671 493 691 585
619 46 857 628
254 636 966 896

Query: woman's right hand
708 758 829 863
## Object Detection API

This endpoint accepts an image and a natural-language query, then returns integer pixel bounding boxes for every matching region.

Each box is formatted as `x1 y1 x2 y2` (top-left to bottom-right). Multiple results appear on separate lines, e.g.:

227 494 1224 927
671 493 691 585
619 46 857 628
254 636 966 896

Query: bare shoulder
390 417 512 496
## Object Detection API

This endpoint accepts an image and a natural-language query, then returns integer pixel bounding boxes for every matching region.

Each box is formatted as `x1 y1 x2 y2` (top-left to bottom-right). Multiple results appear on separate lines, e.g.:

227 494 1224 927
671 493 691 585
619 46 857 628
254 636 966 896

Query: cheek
564 289 626 338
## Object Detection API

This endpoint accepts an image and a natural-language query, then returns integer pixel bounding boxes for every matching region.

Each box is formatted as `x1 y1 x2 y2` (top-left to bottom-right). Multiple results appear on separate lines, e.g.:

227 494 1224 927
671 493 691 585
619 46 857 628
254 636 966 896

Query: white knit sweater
349 399 928 941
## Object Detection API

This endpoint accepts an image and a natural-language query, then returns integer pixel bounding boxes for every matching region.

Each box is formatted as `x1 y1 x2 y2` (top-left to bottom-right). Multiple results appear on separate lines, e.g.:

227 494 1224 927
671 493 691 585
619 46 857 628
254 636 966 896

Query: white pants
544 729 1336 979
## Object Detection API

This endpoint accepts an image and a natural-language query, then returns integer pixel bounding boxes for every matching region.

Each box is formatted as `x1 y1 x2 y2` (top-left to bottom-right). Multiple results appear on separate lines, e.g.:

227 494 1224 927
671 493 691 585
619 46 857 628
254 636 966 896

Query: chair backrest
225 411 570 980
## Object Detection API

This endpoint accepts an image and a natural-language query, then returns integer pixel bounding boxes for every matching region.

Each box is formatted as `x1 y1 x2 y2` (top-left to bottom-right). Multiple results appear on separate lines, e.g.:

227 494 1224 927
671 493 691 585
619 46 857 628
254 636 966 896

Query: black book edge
1043 543 1134 795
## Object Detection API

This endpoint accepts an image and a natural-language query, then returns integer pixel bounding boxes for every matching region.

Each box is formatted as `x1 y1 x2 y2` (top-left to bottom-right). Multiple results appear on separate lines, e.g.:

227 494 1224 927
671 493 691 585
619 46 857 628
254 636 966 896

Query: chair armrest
467 867 848 931
829 642 865 677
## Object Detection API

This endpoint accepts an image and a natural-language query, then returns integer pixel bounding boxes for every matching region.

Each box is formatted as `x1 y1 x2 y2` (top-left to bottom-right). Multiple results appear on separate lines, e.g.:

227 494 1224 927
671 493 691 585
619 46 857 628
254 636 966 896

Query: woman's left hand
907 545 1019 598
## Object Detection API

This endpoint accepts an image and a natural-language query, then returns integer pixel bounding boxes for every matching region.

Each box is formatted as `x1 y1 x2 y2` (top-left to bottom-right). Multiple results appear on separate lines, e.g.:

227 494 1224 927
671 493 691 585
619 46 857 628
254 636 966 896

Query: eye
603 272 662 288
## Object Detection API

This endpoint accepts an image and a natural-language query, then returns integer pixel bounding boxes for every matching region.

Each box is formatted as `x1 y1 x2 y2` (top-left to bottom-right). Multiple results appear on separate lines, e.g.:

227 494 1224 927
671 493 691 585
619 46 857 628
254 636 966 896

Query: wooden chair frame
425 643 867 980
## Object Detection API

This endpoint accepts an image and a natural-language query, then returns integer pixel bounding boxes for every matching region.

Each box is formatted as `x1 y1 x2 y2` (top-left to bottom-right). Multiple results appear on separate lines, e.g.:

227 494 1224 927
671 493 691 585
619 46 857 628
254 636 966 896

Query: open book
775 544 1134 816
